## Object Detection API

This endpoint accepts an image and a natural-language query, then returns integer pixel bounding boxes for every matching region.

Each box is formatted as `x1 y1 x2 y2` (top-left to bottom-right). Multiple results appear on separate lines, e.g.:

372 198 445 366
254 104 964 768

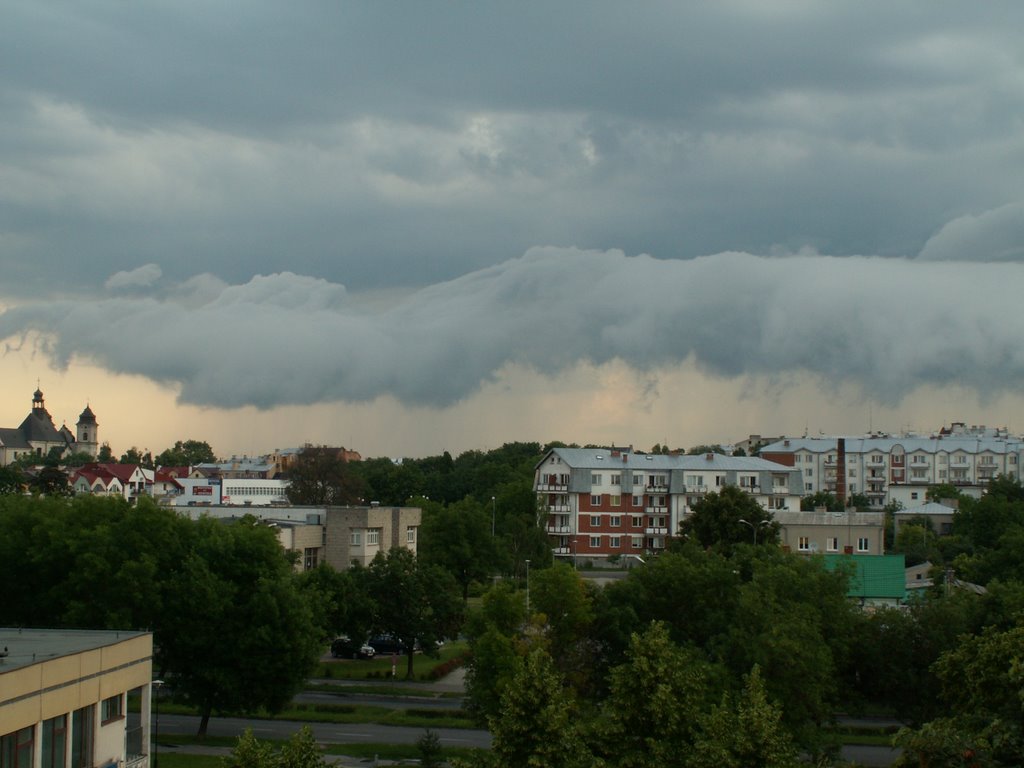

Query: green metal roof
822 554 906 601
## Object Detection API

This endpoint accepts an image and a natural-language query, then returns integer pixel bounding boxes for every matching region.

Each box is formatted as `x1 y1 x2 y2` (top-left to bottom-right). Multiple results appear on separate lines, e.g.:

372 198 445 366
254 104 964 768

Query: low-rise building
0 628 155 768
774 508 886 555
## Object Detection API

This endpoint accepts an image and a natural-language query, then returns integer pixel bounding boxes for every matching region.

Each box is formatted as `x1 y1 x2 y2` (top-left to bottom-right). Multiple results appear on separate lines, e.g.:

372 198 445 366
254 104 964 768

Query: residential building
174 503 420 571
0 628 154 768
534 446 802 563
773 508 886 555
760 430 1023 507
893 501 958 539
0 389 98 466
69 463 152 501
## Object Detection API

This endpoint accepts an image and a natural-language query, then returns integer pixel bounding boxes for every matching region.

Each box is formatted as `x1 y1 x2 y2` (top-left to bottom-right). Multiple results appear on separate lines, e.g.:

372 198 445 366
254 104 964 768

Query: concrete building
761 430 1023 508
0 628 154 768
174 504 421 571
773 508 886 555
534 446 802 563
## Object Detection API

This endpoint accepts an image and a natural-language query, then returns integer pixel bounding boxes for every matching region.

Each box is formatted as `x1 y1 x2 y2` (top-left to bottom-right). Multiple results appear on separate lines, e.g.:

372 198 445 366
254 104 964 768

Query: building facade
174 503 421 571
0 629 154 768
0 389 98 466
534 446 803 562
773 508 886 555
760 432 1023 507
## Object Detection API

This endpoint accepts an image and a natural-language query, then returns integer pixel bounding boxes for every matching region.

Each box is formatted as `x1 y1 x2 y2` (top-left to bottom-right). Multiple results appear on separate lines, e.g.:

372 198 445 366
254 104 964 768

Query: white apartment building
534 446 802 563
761 433 1023 508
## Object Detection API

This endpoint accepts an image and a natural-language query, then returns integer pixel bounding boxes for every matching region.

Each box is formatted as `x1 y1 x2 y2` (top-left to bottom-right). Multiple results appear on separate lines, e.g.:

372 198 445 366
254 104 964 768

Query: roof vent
596 455 604 460
705 453 714 461
645 455 654 461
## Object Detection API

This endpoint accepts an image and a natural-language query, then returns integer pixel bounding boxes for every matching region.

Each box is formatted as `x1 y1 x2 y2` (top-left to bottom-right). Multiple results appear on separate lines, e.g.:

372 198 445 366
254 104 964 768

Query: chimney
836 438 847 504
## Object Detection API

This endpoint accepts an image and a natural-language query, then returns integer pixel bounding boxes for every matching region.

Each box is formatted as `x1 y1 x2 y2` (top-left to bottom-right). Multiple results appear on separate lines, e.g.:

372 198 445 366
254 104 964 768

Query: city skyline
2 3 1024 459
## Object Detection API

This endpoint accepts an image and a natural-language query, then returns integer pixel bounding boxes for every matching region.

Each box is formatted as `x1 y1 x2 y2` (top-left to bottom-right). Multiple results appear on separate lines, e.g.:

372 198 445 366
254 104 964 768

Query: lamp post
525 559 531 617
491 496 496 537
738 518 770 545
152 679 164 768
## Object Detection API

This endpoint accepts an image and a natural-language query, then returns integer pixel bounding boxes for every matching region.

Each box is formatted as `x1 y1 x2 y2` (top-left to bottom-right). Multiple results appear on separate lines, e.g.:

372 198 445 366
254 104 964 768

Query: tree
224 726 326 768
689 444 726 455
529 564 599 694
845 492 871 511
154 439 217 467
285 445 363 505
419 498 497 600
495 481 552 578
295 563 374 642
158 516 323 736
97 442 114 462
690 666 799 768
0 465 24 494
29 465 70 496
681 485 778 552
800 491 842 512
489 647 591 768
363 548 463 678
119 446 152 466
595 622 719 767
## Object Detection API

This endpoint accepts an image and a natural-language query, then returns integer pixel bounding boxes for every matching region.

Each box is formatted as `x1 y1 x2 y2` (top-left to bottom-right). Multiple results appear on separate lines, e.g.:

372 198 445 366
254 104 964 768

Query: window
849 469 856 477
685 475 703 487
350 530 362 546
589 536 601 548
805 469 812 476
632 536 643 548
41 716 66 768
805 483 813 491
590 494 601 506
610 515 621 527
857 537 870 553
101 693 123 723
70 707 93 768
610 494 622 507
366 529 380 545
303 547 318 570
406 526 416 544
591 473 602 485
610 536 621 548
798 536 810 551
632 474 643 485
1 726 34 768
610 474 621 485
826 537 838 552
631 515 643 527
631 495 642 507
911 492 919 500
590 515 601 526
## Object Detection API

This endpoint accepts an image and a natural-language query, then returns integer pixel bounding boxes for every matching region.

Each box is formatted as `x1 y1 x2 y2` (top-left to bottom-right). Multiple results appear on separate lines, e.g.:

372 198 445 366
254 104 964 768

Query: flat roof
0 628 150 673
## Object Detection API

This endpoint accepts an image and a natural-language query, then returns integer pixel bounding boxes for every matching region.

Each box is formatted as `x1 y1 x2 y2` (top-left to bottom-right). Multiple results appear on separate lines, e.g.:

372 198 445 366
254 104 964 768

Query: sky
2 2 1024 460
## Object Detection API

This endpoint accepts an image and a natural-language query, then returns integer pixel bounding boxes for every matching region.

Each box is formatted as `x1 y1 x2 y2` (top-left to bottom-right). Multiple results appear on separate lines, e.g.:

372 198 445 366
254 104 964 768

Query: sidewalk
309 665 467 696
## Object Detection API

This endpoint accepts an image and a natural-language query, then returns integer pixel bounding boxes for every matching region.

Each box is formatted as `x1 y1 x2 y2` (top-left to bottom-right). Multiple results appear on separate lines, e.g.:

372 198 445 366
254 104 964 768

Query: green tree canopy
285 445 364 505
154 439 217 467
419 497 498 600
680 485 778 552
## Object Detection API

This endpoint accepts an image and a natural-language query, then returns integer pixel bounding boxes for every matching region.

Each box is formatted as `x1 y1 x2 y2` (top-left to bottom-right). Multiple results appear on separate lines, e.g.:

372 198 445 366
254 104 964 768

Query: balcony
537 480 568 491
546 524 572 534
645 482 668 493
552 546 571 555
866 487 887 496
547 502 570 513
645 526 669 536
645 506 667 515
866 458 885 467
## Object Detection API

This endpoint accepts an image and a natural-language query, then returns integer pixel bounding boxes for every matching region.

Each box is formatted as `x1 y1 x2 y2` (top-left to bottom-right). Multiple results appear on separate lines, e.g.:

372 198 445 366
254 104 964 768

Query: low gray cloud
917 201 1024 262
2 3 1024 301
105 263 162 290
2 249 1021 410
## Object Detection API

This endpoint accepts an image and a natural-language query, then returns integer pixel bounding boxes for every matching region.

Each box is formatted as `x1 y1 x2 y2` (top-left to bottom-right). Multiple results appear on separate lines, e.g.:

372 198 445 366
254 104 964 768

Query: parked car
331 635 375 660
366 635 412 655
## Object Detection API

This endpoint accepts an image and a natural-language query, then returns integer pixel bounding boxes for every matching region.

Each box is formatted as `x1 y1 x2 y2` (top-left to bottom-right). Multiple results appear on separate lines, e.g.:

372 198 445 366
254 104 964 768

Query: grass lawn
314 641 468 681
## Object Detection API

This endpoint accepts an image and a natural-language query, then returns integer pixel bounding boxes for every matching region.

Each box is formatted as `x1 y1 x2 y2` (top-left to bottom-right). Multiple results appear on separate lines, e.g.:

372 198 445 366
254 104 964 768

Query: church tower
76 404 99 458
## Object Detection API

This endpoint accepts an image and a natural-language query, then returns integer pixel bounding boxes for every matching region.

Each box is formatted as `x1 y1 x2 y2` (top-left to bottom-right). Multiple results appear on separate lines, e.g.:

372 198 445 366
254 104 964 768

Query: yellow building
0 629 154 768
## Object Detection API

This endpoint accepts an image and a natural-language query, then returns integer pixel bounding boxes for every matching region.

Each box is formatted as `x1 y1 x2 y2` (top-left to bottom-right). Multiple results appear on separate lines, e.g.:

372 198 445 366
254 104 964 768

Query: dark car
330 635 375 659
366 635 410 655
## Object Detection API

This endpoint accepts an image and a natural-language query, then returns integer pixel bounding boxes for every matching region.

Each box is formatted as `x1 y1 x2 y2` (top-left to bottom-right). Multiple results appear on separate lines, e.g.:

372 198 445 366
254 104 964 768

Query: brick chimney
836 438 847 504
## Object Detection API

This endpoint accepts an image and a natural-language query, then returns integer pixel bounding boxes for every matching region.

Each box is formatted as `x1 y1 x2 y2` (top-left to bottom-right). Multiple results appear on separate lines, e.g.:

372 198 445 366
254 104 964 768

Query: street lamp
152 679 164 768
738 518 770 545
525 559 531 617
491 496 496 537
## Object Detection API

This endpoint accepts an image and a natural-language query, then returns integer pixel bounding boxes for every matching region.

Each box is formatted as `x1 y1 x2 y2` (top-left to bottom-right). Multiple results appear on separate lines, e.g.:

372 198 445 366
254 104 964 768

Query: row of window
590 473 669 486
1 694 124 768
223 486 286 496
797 452 1017 465
587 494 666 508
585 514 667 528
795 536 870 553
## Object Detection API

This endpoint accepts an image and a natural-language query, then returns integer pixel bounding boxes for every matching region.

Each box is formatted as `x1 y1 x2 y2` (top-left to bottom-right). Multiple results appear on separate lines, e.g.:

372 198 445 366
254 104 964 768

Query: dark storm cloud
2 249 1023 410
2 2 1024 298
